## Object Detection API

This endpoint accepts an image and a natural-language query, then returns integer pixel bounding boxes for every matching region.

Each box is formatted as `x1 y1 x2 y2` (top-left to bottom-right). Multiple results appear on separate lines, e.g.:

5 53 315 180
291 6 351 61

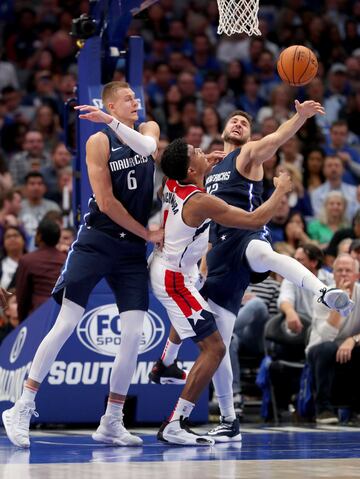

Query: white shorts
150 256 218 342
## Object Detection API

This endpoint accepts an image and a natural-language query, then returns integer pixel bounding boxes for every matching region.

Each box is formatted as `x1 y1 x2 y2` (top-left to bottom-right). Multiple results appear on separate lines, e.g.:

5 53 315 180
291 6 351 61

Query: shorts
202 228 272 315
52 226 149 313
150 256 218 342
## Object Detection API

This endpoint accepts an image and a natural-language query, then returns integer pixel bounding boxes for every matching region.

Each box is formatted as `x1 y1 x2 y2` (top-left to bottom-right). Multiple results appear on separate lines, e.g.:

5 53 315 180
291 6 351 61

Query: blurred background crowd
0 0 359 424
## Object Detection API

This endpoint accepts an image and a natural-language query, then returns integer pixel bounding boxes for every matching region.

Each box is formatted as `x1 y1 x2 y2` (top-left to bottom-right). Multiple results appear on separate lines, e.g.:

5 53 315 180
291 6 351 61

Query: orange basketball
277 45 318 87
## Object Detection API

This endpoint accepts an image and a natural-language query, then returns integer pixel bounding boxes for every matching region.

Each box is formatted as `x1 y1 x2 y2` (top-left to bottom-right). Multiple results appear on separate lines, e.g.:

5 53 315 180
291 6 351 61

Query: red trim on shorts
164 270 202 317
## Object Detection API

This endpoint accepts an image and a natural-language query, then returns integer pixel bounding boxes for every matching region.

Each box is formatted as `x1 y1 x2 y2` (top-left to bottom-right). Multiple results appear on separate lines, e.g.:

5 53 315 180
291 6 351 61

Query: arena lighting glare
70 14 97 40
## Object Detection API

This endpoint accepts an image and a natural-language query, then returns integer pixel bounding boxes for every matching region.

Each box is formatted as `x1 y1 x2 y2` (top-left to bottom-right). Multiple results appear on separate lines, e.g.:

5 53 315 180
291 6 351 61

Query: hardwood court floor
1 424 360 479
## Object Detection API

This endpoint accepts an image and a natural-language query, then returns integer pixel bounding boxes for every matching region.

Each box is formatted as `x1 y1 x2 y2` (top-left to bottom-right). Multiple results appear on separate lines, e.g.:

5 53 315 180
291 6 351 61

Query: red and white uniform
150 179 217 341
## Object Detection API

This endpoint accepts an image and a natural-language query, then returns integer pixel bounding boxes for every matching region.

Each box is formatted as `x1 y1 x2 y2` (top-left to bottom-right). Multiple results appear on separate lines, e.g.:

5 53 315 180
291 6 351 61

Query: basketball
277 45 318 87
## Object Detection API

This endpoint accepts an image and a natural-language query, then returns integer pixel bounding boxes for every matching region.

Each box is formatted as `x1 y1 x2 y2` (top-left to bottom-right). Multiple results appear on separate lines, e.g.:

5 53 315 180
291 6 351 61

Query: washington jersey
84 126 155 242
154 179 210 273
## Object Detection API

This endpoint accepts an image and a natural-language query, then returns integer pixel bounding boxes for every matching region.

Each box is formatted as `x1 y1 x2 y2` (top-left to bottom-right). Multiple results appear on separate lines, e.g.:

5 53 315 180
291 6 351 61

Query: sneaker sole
208 433 242 443
159 377 187 385
92 432 143 446
2 410 30 448
163 432 215 446
316 418 339 425
325 291 349 310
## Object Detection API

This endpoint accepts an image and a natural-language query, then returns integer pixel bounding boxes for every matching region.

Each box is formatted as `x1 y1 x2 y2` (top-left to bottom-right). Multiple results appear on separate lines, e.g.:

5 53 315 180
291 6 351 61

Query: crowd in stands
0 0 359 424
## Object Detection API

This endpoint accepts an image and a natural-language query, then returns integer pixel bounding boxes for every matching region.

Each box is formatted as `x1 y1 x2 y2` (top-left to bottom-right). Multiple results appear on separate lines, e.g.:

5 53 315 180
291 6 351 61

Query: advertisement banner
0 280 208 423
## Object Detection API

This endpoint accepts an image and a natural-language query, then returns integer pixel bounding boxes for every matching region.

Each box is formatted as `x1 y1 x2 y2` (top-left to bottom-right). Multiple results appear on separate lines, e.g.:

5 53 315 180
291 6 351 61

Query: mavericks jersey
154 179 210 273
201 147 271 314
85 126 155 242
205 147 269 243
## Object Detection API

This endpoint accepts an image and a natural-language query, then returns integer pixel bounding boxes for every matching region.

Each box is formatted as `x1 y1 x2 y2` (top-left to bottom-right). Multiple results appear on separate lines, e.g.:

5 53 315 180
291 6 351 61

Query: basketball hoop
217 0 261 36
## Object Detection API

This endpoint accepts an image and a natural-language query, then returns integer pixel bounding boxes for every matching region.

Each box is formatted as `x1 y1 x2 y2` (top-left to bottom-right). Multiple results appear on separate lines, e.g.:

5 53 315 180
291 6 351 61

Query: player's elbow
96 196 113 214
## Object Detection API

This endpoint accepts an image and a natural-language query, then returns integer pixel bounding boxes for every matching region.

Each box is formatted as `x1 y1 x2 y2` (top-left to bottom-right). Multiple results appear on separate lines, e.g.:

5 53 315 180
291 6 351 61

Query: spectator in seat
325 209 360 267
41 142 72 202
15 219 66 321
310 155 360 223
9 131 51 186
308 191 349 247
306 254 360 424
0 291 19 344
0 226 27 289
278 244 333 334
19 172 60 244
323 120 360 186
0 189 23 247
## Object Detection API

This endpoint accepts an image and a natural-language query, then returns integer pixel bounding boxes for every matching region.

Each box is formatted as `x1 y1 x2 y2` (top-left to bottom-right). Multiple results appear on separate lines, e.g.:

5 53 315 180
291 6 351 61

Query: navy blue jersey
84 126 155 242
201 148 271 314
205 147 267 243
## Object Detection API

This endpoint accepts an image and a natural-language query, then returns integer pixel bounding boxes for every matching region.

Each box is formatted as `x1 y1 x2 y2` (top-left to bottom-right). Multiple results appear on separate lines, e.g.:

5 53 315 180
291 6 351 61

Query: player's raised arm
86 132 163 245
240 100 325 165
185 172 292 229
75 104 159 158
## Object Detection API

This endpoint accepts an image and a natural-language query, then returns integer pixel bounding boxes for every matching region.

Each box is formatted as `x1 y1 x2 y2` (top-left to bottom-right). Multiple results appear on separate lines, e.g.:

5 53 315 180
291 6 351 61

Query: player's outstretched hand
294 99 325 118
147 227 164 249
273 171 292 194
74 105 113 124
0 288 12 309
206 150 226 167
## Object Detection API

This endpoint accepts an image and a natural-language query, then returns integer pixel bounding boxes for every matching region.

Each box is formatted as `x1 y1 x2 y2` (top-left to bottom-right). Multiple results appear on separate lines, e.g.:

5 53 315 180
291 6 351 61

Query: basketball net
217 0 261 36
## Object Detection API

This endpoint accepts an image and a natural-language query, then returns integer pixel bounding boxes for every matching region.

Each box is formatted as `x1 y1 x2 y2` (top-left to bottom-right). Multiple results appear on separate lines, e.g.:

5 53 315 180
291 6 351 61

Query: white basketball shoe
92 414 143 446
2 400 38 448
157 416 215 446
318 287 354 317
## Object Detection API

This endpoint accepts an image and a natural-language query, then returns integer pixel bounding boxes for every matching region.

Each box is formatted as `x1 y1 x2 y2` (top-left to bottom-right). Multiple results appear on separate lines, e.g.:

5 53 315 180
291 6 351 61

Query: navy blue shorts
52 226 149 313
201 228 272 315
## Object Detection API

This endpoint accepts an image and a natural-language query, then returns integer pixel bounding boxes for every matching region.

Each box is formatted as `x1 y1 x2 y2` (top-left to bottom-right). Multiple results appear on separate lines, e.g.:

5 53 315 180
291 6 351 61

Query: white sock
110 310 145 395
161 339 181 366
20 384 38 403
28 298 84 383
169 397 195 422
105 399 124 417
208 300 237 422
246 240 325 293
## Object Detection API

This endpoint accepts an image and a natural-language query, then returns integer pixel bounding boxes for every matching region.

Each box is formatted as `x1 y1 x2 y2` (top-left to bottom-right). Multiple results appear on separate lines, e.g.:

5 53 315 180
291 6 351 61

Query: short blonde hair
101 81 130 109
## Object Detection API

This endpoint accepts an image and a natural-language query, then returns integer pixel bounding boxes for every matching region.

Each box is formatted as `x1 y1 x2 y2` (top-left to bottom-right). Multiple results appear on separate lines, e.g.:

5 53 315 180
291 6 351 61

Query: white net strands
217 0 261 36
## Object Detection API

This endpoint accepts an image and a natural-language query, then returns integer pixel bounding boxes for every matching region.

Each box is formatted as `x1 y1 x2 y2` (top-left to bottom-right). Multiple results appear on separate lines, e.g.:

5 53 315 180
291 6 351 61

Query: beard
223 131 247 146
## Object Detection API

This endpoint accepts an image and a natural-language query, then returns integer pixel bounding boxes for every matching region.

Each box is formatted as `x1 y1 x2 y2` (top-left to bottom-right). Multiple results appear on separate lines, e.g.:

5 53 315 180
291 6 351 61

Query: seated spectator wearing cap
323 120 360 186
325 210 360 268
306 254 360 425
15 219 66 321
310 155 360 224
308 191 349 247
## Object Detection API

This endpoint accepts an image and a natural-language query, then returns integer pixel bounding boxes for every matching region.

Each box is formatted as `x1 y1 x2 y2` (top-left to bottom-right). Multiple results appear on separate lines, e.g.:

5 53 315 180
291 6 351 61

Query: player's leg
159 329 225 446
245 239 353 315
206 299 242 443
93 256 148 446
148 325 187 385
152 263 223 445
2 228 108 448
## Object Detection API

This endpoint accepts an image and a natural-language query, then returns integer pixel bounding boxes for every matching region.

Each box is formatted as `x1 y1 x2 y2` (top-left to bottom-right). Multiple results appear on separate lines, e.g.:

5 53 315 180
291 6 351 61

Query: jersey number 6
127 170 138 190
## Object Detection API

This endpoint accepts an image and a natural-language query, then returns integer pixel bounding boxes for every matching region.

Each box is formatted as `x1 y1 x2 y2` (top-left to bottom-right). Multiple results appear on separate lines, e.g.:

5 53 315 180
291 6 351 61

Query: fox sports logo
77 304 165 357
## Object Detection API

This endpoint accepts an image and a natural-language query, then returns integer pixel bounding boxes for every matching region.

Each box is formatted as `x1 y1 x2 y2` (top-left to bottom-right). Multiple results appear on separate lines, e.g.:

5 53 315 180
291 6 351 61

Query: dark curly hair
160 138 190 181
